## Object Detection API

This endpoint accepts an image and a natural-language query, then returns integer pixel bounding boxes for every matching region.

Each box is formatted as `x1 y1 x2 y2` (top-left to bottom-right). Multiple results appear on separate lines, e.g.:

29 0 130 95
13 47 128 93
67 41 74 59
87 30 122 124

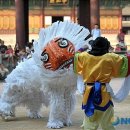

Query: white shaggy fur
0 58 77 128
0 58 49 119
0 21 91 128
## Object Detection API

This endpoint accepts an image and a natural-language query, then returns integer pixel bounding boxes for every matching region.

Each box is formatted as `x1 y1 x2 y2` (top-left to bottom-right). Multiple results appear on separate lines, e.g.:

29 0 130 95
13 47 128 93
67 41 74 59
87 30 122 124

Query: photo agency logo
111 116 130 126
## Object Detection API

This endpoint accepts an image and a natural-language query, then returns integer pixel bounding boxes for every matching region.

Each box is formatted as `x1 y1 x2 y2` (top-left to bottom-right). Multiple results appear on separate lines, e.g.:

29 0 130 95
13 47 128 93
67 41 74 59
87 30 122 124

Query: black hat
89 37 110 56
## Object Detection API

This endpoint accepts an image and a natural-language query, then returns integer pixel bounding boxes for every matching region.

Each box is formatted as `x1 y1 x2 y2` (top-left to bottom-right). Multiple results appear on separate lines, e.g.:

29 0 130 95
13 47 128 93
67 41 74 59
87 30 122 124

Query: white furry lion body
0 21 91 128
0 58 77 128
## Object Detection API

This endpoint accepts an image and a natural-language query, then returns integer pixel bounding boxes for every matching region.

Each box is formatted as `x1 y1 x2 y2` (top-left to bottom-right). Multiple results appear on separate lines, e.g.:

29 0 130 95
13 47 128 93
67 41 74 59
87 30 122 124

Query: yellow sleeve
111 53 128 77
74 52 85 75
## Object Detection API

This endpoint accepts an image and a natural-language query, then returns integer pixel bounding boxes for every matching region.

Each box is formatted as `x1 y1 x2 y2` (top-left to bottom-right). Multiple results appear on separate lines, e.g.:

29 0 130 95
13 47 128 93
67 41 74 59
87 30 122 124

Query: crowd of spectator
115 28 127 52
0 39 34 81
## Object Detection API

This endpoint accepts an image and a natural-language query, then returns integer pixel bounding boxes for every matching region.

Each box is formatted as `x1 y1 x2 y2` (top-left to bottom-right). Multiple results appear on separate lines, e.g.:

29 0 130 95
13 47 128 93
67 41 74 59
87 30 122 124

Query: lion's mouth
44 58 73 70
58 58 73 70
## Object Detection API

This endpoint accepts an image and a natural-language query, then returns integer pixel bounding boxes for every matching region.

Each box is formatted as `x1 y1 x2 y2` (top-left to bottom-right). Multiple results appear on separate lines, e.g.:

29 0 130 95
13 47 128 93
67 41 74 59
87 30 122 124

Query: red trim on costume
126 54 130 76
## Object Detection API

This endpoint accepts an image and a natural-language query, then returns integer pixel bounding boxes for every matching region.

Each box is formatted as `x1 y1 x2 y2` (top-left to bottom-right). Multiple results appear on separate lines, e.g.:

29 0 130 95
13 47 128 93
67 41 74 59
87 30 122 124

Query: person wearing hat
74 37 130 130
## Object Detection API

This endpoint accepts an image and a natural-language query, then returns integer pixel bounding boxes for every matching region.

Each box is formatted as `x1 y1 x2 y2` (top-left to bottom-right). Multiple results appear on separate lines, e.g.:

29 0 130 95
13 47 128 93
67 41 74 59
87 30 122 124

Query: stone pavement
0 78 130 130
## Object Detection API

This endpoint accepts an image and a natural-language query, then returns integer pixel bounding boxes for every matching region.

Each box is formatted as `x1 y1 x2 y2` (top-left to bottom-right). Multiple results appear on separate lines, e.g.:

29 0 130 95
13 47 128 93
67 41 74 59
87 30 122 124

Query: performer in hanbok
74 37 130 130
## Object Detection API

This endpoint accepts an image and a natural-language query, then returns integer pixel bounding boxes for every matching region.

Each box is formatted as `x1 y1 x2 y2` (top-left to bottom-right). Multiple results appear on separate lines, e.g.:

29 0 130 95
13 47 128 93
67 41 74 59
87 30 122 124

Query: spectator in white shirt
91 24 101 40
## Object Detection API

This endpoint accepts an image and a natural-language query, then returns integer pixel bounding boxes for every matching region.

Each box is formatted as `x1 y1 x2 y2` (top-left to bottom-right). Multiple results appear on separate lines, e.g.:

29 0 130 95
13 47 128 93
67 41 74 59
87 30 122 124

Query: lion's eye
58 39 68 48
41 53 49 62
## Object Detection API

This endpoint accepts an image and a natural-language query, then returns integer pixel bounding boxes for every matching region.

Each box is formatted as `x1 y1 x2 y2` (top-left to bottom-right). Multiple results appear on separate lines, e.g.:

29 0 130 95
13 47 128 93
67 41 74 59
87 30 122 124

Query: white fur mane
32 21 92 75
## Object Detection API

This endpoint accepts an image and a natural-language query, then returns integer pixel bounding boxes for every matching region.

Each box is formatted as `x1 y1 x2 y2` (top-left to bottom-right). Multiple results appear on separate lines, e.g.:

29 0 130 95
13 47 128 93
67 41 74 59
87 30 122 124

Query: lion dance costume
0 21 91 128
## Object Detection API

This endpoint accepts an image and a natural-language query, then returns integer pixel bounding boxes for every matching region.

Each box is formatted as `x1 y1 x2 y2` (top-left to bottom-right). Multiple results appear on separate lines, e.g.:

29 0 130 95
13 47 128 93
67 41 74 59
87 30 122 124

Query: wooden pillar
78 0 91 30
15 0 29 50
72 0 76 22
90 0 100 29
41 0 45 27
119 9 122 31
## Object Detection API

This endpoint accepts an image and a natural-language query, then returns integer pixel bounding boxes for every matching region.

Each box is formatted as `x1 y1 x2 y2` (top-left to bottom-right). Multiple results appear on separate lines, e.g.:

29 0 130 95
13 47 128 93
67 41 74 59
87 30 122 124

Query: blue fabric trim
94 82 102 105
78 48 87 52
82 82 103 117
95 100 113 111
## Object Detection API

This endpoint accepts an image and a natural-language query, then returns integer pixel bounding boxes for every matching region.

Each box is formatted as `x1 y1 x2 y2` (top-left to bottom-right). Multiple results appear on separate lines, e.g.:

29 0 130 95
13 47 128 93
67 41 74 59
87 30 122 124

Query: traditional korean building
0 0 130 47
0 0 129 34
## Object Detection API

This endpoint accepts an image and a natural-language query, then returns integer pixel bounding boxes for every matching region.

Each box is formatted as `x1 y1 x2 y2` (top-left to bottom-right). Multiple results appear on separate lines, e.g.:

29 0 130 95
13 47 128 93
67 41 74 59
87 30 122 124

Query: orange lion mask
41 37 75 71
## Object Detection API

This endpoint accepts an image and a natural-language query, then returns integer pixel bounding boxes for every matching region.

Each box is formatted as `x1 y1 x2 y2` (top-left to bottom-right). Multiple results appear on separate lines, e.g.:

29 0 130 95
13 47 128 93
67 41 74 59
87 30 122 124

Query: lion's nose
67 45 75 54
